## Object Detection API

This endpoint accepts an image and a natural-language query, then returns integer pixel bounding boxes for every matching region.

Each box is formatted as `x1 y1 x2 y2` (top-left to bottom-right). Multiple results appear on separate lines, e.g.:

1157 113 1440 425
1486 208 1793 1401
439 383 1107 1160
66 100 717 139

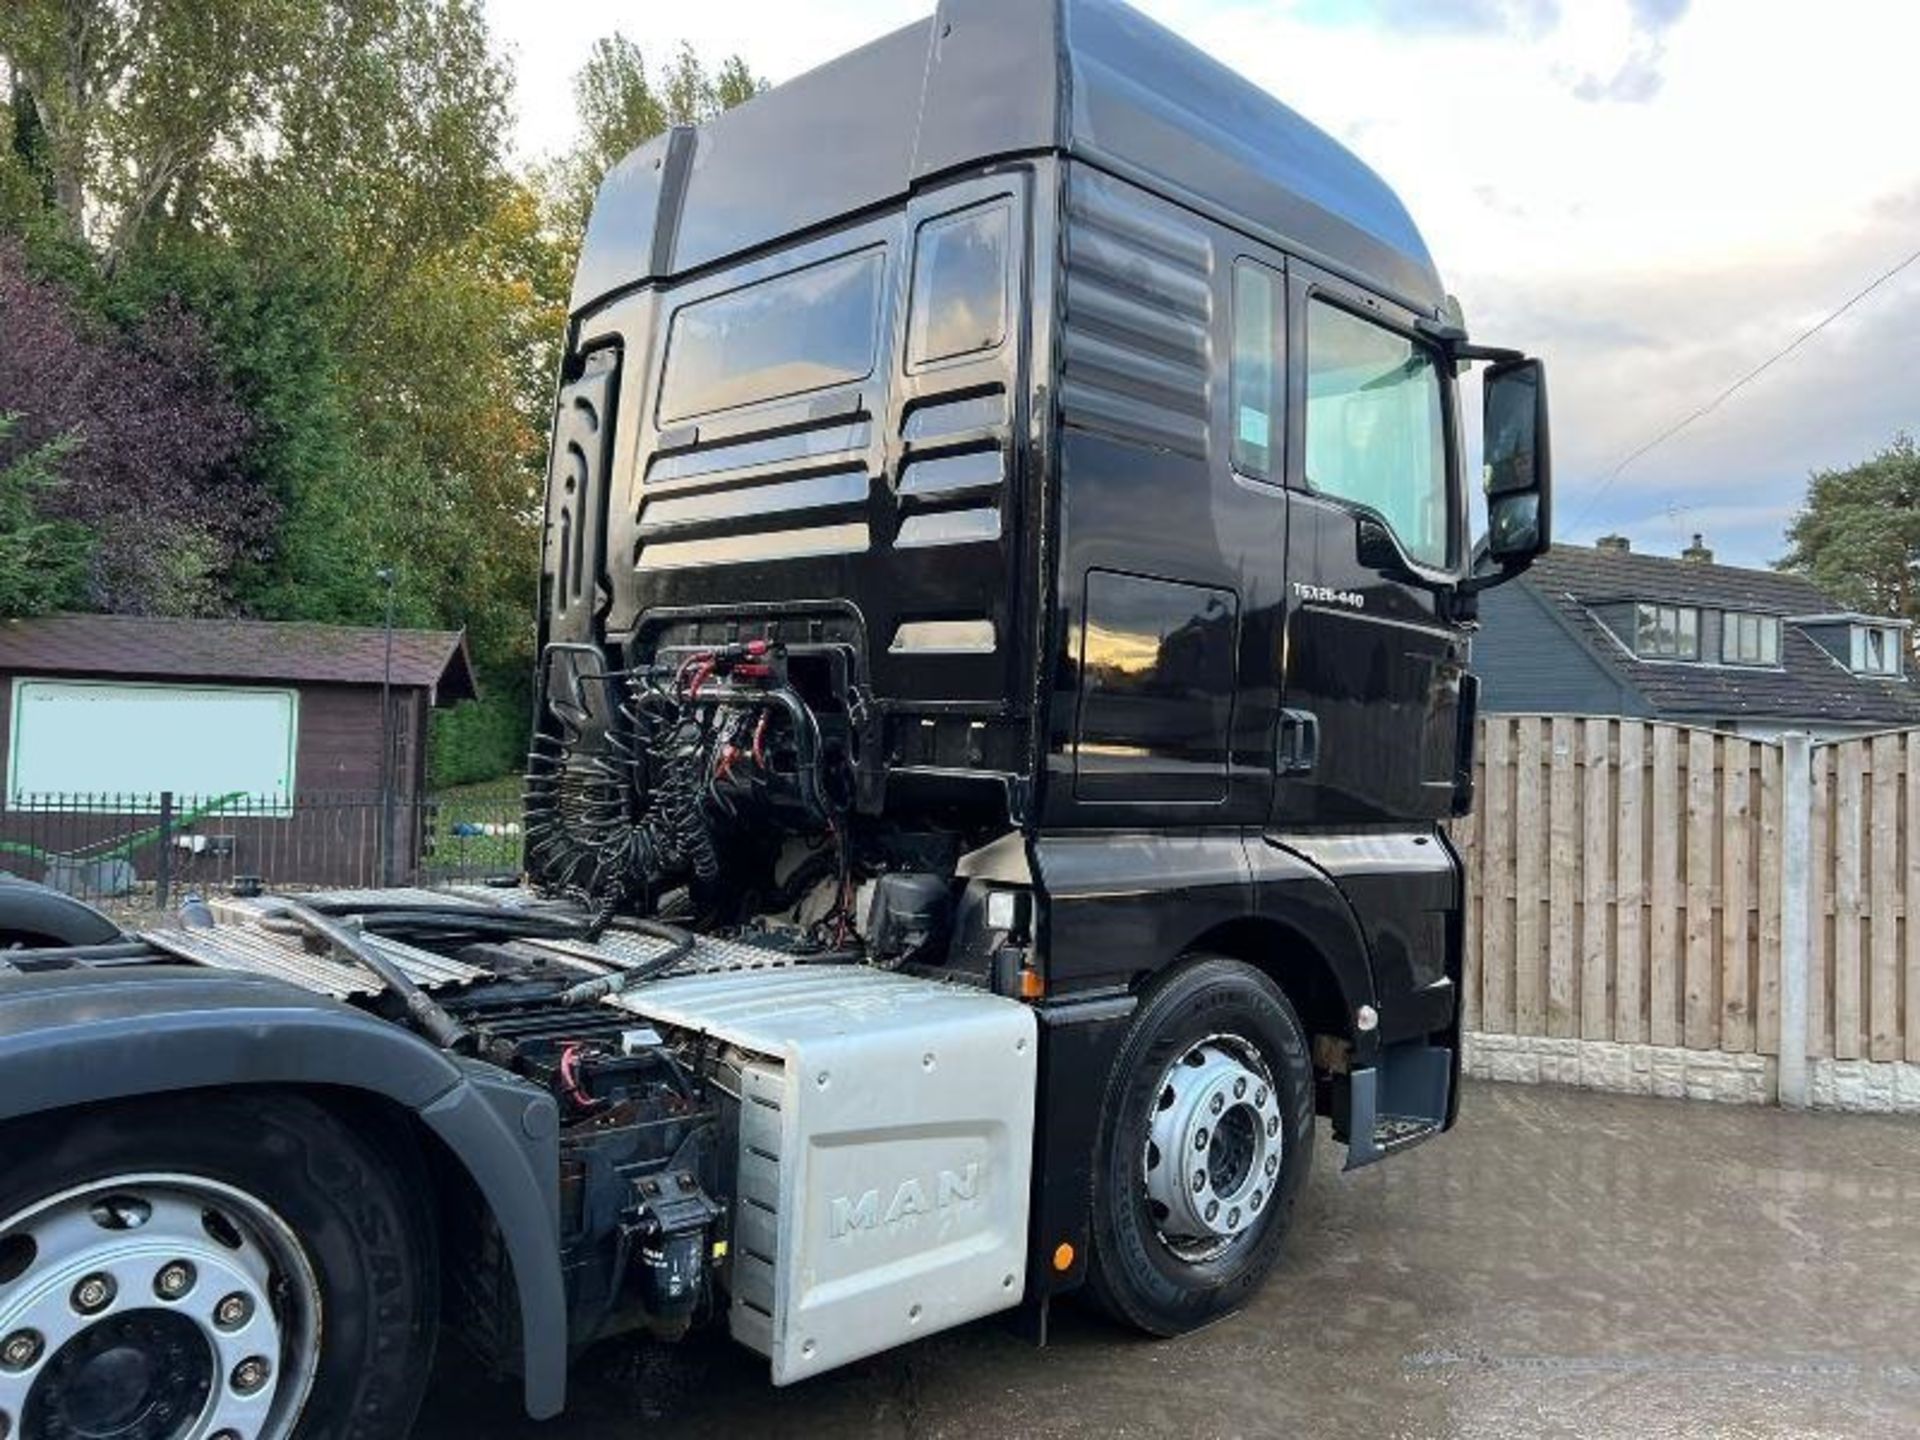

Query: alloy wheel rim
0 1174 321 1440
1142 1034 1283 1262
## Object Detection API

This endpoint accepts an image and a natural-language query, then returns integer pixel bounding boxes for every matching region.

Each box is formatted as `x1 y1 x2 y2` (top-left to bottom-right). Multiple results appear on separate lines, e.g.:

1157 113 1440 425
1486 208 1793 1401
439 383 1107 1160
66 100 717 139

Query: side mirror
1482 357 1551 565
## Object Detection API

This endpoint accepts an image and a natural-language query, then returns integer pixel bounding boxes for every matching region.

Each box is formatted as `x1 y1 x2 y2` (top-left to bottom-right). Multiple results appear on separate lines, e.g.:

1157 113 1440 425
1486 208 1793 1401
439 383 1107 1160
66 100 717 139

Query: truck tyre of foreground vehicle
0 0 1552 1433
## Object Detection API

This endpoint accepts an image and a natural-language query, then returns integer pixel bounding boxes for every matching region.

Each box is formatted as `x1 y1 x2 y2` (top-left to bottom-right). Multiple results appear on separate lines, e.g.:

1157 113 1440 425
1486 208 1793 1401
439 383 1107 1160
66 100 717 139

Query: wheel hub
1143 1037 1283 1259
27 1310 212 1439
0 1177 320 1440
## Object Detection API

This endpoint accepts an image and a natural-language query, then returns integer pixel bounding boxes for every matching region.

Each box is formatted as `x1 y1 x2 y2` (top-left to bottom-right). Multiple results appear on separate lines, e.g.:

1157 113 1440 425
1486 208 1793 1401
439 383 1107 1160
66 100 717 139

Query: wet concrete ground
416 1082 1920 1438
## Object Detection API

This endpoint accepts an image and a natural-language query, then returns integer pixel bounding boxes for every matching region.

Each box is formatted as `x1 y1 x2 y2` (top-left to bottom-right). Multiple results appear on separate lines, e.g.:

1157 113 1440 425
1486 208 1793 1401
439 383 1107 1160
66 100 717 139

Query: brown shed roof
0 614 478 705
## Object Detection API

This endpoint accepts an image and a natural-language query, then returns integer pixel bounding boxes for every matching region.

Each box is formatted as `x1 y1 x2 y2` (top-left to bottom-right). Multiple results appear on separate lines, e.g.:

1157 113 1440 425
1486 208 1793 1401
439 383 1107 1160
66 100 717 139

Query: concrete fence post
1777 732 1813 1109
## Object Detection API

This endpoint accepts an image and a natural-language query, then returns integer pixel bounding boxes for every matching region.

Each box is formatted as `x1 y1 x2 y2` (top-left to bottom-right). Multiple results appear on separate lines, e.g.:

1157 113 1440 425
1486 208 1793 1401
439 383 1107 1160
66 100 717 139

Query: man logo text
829 1163 980 1237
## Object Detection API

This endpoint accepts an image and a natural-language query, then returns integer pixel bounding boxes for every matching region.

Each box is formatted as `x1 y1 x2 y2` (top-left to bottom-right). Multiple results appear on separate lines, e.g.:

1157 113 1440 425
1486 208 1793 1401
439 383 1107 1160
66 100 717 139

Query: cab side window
1303 299 1450 569
1230 260 1284 479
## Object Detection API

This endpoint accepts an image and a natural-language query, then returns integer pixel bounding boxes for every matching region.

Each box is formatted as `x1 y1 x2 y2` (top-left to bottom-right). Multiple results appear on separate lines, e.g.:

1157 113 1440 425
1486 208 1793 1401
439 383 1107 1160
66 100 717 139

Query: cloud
1566 0 1690 103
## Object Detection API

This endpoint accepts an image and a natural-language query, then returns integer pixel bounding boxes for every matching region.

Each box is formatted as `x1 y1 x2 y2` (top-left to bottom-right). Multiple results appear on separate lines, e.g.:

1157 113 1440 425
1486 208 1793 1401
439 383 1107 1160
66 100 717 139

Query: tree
0 417 90 617
548 36 763 240
1779 434 1920 633
0 0 323 264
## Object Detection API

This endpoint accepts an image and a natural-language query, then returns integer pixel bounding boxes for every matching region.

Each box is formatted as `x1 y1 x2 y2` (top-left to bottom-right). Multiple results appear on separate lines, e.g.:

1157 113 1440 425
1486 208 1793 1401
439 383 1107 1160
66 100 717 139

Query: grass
426 774 524 879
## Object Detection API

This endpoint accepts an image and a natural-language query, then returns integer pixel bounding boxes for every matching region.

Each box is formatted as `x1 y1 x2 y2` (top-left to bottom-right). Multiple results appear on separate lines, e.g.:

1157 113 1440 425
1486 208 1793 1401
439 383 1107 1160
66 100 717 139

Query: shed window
1635 603 1699 660
1721 613 1780 666
6 680 298 812
907 202 1010 368
659 248 883 421
1230 260 1283 479
1853 624 1902 676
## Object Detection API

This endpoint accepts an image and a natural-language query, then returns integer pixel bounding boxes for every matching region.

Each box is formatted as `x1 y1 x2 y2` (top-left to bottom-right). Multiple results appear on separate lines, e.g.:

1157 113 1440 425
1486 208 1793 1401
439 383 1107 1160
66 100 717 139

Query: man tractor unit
0 0 1550 1434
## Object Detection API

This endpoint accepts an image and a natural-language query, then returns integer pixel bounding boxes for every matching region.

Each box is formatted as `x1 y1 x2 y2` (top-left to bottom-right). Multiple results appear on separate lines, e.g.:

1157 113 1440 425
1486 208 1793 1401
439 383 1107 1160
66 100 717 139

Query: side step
1337 1041 1452 1171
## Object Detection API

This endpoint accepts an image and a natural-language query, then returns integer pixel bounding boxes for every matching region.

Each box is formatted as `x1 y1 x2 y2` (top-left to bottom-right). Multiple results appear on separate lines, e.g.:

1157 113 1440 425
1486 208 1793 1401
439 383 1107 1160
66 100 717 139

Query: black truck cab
533 0 1549 1325
0 5 1551 1431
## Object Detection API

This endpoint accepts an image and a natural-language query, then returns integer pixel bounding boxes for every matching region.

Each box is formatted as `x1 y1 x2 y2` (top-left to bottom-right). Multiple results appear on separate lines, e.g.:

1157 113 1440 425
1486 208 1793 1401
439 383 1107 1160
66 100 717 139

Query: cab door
1272 262 1471 828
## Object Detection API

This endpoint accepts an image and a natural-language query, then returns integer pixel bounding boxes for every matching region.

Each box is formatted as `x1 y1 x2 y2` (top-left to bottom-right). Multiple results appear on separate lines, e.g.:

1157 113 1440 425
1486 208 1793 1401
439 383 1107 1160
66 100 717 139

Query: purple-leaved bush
0 243 277 615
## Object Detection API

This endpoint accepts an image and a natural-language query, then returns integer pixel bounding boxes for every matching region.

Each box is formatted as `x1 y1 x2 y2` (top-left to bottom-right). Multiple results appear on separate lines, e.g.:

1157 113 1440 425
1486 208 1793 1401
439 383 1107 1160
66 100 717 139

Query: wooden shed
0 614 477 892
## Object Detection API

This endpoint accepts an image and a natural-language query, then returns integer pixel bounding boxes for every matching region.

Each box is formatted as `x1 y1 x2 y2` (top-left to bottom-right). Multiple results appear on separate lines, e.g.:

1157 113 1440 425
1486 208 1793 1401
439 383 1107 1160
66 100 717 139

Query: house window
1635 603 1699 659
1853 624 1902 676
1721 613 1780 666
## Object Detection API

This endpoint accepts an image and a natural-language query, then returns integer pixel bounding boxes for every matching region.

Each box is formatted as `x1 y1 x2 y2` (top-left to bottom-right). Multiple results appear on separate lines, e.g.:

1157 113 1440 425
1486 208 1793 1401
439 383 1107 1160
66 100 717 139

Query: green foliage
0 417 91 617
1779 433 1920 626
0 7 761 784
430 688 530 790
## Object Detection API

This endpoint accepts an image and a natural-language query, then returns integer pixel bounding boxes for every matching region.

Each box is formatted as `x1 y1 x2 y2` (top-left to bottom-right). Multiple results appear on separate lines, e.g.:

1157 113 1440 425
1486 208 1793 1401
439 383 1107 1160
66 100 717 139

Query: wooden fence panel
1722 735 1752 1053
1616 722 1646 1043
1870 733 1901 1061
1833 743 1864 1060
1758 744 1782 1054
1649 725 1682 1046
1684 730 1717 1049
1810 746 1831 1058
1581 718 1612 1038
1454 715 1915 1063
1908 731 1920 1064
1514 717 1545 1035
1548 717 1579 1036
1480 717 1513 1033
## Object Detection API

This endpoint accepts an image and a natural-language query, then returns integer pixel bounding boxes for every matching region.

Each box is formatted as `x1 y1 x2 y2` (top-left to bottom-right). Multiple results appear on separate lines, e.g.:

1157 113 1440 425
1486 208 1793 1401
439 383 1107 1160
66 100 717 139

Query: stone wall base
1807 1058 1920 1112
1464 1032 1775 1105
1464 1032 1920 1112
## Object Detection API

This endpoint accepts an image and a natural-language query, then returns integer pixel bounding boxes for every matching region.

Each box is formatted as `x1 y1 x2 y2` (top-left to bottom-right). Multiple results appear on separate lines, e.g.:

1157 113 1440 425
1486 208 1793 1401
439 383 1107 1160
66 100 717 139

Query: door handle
1278 709 1320 776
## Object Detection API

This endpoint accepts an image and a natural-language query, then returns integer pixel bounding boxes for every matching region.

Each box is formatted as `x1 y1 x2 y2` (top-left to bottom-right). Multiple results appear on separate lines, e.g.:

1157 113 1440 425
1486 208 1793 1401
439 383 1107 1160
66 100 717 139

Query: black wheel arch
0 877 124 949
0 966 569 1421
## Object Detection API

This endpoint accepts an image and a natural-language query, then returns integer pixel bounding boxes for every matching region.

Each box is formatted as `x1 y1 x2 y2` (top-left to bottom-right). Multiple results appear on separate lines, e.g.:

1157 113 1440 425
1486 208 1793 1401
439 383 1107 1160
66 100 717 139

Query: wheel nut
1205 1200 1219 1221
1227 1207 1241 1227
231 1355 271 1394
1194 1127 1209 1150
1255 1086 1268 1105
1267 1115 1280 1136
1191 1171 1206 1193
154 1261 196 1300
1 1329 43 1371
209 1431 240 1440
1252 1189 1264 1209
1234 1077 1246 1098
1266 1153 1279 1175
1209 1093 1224 1114
215 1293 254 1330
72 1273 116 1314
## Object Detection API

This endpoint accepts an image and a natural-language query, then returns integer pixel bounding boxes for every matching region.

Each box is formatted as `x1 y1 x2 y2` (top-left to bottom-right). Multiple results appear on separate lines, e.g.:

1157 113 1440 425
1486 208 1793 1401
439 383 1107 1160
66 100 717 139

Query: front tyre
1086 956 1315 1336
0 1093 437 1440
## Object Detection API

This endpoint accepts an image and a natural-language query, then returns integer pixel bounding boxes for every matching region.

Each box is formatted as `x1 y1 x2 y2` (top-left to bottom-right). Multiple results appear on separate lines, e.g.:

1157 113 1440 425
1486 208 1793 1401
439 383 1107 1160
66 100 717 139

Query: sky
483 0 1920 568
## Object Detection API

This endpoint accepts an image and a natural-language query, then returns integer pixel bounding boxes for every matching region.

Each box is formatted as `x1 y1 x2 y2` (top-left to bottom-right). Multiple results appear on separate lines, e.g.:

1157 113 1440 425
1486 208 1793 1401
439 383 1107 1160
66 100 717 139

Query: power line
1569 239 1920 533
